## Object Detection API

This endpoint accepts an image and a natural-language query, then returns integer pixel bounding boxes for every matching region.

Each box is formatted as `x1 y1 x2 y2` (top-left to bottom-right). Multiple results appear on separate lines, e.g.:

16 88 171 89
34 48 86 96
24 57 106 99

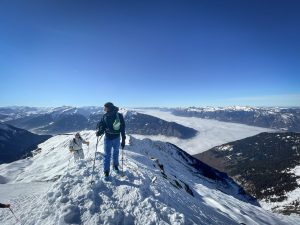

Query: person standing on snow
96 102 126 179
69 132 89 161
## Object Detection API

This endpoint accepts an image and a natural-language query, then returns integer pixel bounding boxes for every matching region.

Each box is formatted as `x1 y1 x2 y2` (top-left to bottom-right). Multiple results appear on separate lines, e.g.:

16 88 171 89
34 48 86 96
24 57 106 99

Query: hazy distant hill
171 106 300 132
0 123 51 164
1 106 197 139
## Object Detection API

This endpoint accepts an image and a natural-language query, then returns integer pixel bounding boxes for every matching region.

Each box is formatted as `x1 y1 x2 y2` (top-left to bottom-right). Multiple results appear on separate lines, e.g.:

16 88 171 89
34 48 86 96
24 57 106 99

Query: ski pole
67 158 71 169
9 207 19 223
67 154 73 170
90 135 100 184
90 134 103 185
87 143 90 160
121 145 125 177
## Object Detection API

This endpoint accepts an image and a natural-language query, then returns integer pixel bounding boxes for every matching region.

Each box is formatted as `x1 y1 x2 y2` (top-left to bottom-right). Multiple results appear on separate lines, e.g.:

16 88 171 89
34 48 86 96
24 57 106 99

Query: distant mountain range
0 106 197 139
195 132 300 215
0 123 51 164
171 106 300 132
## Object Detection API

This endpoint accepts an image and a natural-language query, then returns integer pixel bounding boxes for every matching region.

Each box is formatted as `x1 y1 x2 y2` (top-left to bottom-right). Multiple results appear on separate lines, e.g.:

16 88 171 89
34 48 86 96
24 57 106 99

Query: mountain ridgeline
195 132 300 215
171 107 300 132
0 123 51 164
0 107 197 139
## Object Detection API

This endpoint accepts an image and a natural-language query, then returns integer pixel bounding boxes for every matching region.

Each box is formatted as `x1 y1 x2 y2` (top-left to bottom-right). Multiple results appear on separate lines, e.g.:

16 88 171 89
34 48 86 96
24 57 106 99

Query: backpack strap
73 138 81 147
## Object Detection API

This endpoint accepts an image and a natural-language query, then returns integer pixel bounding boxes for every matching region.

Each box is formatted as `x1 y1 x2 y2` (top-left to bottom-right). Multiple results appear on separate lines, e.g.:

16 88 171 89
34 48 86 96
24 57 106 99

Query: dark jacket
97 106 126 140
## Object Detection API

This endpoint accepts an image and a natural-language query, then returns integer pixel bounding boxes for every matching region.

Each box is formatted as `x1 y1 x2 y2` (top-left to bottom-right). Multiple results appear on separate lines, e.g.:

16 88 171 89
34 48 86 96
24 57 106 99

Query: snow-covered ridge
196 132 300 216
170 106 300 132
1 107 198 142
0 123 51 164
181 106 299 112
0 106 103 122
183 106 299 119
186 106 258 112
0 131 299 224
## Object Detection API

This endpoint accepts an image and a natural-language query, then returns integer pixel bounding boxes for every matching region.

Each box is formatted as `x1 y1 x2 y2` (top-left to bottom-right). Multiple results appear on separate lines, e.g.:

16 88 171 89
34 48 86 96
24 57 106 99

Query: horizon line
1 105 300 108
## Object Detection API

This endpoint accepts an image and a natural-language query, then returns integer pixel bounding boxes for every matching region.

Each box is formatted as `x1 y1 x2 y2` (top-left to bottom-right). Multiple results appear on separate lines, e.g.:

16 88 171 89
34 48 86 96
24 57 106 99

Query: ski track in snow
133 109 274 155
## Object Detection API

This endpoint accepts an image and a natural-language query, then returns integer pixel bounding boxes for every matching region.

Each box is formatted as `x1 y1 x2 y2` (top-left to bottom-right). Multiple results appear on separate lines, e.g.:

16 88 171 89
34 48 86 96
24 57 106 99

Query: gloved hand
96 131 102 137
86 141 90 146
121 139 125 149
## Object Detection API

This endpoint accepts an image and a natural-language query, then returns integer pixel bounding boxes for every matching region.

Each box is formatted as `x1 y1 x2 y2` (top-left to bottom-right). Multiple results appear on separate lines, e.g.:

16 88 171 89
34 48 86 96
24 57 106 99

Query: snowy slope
195 132 300 215
133 109 273 155
0 123 51 164
0 131 299 225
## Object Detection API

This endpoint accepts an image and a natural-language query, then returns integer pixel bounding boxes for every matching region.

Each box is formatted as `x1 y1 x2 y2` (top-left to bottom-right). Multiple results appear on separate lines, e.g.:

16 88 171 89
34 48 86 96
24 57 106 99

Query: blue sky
0 0 299 107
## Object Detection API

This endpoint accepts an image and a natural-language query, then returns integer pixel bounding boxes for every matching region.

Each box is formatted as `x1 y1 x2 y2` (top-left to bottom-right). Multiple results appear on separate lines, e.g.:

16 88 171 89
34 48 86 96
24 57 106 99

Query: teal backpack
113 113 121 131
